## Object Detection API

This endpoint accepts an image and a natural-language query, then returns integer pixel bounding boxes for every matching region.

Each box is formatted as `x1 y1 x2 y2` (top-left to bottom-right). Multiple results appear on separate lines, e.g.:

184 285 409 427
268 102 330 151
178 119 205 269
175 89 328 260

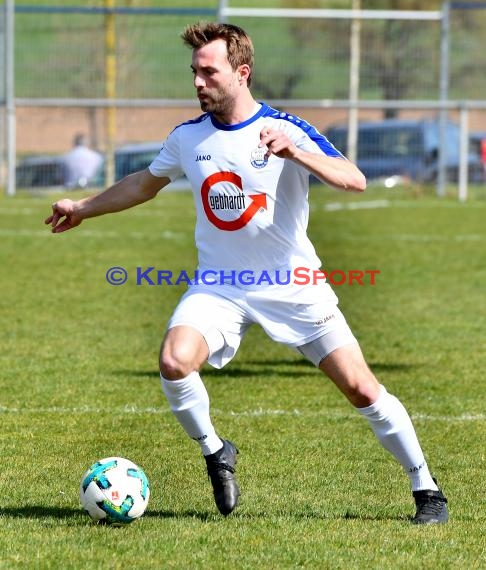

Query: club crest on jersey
250 147 268 169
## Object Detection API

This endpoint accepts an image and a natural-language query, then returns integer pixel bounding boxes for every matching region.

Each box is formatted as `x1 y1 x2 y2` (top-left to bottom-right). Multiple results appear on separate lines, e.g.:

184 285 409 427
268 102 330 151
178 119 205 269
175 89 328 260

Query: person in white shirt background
63 133 103 189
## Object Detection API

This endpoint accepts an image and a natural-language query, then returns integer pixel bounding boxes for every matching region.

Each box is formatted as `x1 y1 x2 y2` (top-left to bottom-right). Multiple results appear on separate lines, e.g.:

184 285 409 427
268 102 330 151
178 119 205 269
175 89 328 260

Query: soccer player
45 22 448 524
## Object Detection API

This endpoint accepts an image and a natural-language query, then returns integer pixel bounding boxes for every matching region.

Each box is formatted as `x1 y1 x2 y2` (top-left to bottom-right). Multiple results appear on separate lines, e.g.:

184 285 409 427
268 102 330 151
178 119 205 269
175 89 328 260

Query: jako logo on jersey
250 147 268 169
196 154 211 162
201 171 267 231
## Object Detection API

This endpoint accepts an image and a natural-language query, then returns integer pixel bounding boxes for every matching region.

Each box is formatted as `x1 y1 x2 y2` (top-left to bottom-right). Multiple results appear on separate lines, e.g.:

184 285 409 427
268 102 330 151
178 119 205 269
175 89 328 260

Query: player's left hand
259 127 299 161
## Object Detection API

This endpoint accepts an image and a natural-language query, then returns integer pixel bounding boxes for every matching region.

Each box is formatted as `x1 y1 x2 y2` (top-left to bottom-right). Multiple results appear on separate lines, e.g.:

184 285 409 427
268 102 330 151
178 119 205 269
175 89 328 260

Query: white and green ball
80 457 150 525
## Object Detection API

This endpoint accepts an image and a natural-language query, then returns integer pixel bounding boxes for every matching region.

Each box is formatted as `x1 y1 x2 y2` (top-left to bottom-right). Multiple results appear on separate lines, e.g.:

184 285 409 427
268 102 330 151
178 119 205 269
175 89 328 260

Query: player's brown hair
181 22 254 86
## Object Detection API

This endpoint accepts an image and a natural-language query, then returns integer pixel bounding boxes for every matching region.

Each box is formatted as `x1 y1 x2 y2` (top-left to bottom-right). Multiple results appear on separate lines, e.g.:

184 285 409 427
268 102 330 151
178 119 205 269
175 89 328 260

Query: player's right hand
44 199 82 233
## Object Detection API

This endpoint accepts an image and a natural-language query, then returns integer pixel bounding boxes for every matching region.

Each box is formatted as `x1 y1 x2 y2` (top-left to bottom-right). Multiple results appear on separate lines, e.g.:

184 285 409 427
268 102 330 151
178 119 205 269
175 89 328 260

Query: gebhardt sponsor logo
209 193 246 210
201 171 267 231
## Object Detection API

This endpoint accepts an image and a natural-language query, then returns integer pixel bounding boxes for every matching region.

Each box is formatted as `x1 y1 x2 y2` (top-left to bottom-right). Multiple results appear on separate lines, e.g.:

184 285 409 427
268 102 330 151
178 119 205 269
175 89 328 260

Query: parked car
470 131 486 162
114 141 162 180
16 155 66 189
15 141 191 190
324 119 484 184
113 141 188 189
15 142 162 189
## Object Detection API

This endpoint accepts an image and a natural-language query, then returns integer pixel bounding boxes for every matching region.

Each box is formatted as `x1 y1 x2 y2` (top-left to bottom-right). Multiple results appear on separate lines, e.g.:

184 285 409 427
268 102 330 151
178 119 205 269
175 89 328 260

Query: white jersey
149 103 344 274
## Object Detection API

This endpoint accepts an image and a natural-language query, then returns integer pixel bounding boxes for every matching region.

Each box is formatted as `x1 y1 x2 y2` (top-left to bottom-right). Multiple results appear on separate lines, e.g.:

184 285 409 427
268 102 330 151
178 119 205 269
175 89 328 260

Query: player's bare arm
45 169 169 233
259 127 366 192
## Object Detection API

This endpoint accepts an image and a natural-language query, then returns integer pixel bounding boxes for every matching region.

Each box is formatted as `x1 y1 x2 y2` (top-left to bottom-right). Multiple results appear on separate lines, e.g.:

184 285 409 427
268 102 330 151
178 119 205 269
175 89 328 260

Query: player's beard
198 87 236 122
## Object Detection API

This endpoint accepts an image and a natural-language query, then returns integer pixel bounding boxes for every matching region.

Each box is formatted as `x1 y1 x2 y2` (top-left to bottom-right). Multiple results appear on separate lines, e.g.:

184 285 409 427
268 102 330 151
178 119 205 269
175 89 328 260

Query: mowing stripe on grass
0 207 37 215
324 200 390 211
388 234 485 242
0 228 186 240
0 405 484 423
1 228 483 244
0 207 172 217
318 199 486 212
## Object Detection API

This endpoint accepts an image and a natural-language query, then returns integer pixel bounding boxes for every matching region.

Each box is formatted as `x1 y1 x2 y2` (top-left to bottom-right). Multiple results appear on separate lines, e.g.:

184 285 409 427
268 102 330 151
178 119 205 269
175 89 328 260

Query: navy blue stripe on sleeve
262 104 345 158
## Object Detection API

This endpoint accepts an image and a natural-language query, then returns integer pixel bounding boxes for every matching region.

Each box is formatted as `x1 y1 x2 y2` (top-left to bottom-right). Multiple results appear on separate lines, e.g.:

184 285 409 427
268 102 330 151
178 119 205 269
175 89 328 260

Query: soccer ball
80 457 150 525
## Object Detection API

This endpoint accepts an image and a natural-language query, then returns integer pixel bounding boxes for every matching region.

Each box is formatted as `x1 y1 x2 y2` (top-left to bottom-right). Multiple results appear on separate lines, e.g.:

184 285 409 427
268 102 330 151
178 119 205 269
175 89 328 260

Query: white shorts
167 281 357 368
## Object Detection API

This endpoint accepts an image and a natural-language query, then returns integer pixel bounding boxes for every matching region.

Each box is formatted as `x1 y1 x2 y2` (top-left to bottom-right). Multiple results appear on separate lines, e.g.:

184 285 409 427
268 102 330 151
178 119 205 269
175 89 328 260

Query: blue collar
210 103 268 131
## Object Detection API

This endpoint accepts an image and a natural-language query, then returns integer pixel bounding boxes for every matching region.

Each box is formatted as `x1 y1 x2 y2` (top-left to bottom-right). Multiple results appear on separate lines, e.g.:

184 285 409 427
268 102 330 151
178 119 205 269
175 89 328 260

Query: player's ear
237 64 251 84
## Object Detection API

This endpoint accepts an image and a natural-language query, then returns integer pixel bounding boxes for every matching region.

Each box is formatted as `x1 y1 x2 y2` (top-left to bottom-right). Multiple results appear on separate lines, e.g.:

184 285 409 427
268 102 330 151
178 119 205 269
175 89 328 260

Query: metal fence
1 1 486 199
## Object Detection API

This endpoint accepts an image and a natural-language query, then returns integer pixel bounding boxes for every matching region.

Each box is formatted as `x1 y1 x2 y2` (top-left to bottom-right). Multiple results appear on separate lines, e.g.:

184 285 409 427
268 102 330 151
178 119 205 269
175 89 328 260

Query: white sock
161 371 223 456
357 385 438 492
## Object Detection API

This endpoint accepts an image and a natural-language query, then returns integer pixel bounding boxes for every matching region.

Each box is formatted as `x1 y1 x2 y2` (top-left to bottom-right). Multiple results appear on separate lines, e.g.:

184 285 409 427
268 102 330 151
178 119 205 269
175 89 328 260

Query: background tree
278 0 486 119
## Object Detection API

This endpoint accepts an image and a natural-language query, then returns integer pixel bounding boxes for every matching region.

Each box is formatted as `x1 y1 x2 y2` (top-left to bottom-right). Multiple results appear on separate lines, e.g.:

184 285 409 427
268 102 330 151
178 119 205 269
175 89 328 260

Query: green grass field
0 183 485 568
